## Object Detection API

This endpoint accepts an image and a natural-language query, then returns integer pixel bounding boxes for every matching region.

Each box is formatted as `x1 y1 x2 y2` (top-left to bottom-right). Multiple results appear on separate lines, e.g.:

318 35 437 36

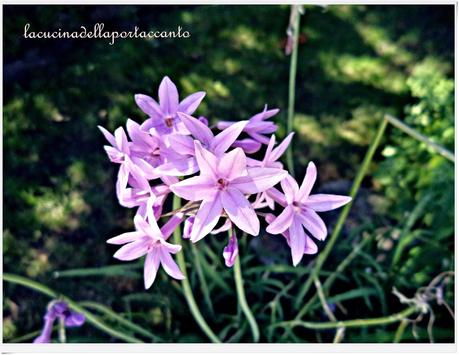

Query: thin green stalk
191 243 215 316
3 273 143 343
384 114 454 163
233 254 260 342
79 301 163 342
8 326 58 343
58 317 66 343
272 305 418 331
286 5 302 176
394 319 409 343
171 195 221 343
294 118 388 313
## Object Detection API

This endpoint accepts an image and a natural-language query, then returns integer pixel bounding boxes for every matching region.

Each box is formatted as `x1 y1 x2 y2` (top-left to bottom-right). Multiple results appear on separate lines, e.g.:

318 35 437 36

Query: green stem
384 114 454 163
273 306 418 331
294 117 388 313
298 234 373 317
79 301 163 342
233 254 260 342
394 319 409 343
171 195 221 343
3 273 143 343
286 5 302 177
191 243 215 316
58 317 66 343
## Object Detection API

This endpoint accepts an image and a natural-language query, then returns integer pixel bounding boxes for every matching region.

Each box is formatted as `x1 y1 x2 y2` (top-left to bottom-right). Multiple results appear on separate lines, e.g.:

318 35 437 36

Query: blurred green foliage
3 5 454 343
375 59 454 287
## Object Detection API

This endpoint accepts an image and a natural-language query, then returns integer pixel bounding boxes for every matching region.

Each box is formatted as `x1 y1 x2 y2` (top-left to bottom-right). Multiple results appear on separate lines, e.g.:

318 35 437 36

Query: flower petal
262 135 276 164
170 175 217 201
160 214 184 239
155 156 199 176
113 239 148 261
144 251 161 289
212 120 248 156
167 134 195 156
231 167 288 194
191 196 223 242
106 231 143 245
64 312 85 327
266 205 294 234
305 194 352 212
247 131 272 145
194 141 219 178
158 76 179 116
218 148 247 180
135 94 163 119
178 91 206 115
177 112 213 146
160 248 186 280
134 214 162 238
221 188 259 236
298 208 327 241
280 175 299 204
270 132 294 162
98 125 116 146
265 187 287 207
304 235 318 255
289 217 306 266
298 162 317 201
210 218 232 234
232 138 262 154
114 127 129 153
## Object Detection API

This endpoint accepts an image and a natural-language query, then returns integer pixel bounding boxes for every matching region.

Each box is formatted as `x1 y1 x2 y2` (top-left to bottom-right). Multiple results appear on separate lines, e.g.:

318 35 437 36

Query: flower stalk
295 117 388 312
171 195 221 343
233 246 260 342
286 5 303 177
3 273 143 343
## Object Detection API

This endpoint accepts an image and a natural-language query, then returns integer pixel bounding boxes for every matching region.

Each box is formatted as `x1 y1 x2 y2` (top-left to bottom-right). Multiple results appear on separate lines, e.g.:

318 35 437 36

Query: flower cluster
100 76 351 289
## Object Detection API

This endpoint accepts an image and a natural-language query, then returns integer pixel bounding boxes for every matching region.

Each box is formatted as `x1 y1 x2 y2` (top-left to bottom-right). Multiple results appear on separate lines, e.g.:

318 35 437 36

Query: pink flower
107 214 185 289
156 112 247 176
170 141 287 242
266 162 352 266
135 76 205 135
217 105 279 148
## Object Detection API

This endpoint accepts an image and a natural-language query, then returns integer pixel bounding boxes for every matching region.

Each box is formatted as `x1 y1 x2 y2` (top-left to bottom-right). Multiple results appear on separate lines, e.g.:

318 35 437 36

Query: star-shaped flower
266 162 352 266
135 76 205 135
156 112 247 176
107 214 185 289
217 105 279 149
170 141 287 242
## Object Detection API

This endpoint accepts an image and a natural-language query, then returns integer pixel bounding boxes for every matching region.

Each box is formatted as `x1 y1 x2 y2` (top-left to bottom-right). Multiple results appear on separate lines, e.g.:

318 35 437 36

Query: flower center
165 116 174 128
217 178 229 190
147 239 162 251
292 200 302 213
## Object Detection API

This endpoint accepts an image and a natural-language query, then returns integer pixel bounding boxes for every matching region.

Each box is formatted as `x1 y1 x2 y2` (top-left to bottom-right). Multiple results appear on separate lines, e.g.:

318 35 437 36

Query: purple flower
247 133 294 169
266 162 352 266
170 141 287 242
223 232 239 267
156 112 247 176
117 162 169 222
217 105 279 147
107 214 185 289
34 301 85 343
135 76 206 135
